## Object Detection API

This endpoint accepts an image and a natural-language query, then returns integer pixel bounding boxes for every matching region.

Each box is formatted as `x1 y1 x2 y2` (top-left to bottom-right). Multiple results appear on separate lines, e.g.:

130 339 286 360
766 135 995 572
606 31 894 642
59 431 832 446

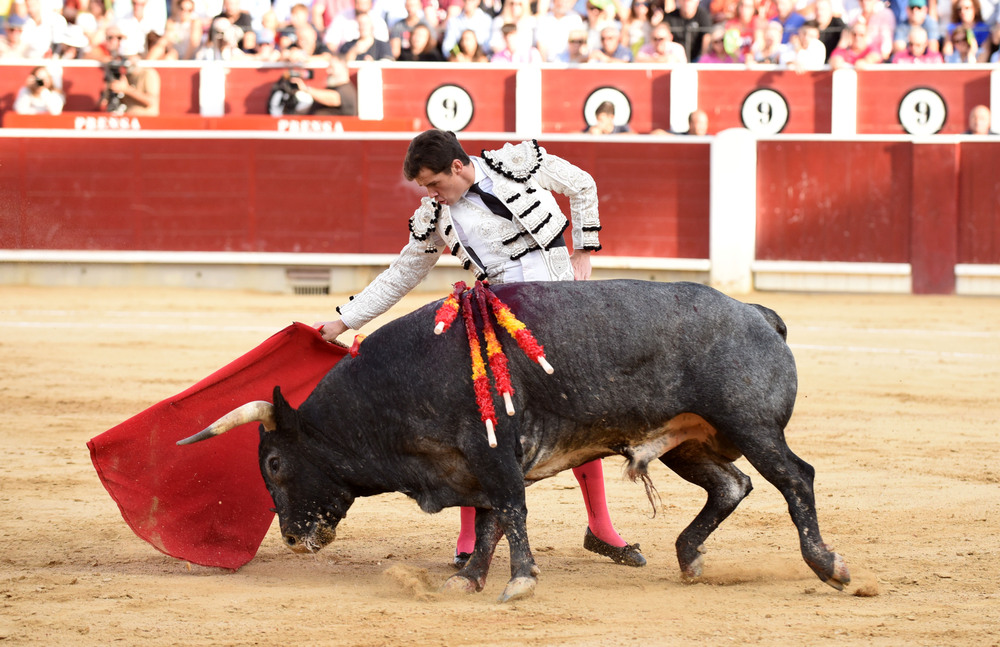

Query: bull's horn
176 401 276 445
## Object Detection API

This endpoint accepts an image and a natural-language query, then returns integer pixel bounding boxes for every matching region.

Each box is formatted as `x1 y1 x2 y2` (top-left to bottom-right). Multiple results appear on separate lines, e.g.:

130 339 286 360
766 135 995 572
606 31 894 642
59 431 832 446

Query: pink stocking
456 506 477 555
573 459 626 547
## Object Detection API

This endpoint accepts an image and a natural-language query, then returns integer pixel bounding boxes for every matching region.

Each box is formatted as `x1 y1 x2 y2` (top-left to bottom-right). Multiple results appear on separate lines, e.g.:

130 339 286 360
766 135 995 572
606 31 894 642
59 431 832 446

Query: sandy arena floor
1 284 999 646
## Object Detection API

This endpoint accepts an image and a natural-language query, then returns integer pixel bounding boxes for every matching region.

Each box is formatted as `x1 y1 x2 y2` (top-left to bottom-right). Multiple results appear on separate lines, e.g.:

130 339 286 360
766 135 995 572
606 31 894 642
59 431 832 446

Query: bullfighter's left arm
532 149 602 253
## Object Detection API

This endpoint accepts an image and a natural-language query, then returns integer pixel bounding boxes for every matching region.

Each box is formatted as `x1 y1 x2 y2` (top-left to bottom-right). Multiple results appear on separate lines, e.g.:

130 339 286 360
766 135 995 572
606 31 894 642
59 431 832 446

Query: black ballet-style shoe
453 551 472 569
583 528 647 567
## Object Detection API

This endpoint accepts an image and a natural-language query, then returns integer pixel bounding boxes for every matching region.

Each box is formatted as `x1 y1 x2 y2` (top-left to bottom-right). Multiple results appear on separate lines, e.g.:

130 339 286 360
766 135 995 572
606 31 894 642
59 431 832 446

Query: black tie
467 183 514 220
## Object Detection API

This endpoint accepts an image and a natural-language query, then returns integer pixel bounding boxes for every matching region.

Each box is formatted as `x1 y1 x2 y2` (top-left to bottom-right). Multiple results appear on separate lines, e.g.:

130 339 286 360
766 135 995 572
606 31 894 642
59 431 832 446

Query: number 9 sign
897 88 947 135
426 84 475 132
740 88 790 135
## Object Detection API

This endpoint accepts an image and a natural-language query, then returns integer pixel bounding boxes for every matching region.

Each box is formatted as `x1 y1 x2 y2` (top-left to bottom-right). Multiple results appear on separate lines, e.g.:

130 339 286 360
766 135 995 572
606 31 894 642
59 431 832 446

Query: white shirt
14 86 65 115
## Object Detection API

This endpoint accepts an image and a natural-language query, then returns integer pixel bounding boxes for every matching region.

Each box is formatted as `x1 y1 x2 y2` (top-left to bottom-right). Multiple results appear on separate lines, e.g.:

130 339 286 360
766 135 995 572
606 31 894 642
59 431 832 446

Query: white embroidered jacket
337 140 602 330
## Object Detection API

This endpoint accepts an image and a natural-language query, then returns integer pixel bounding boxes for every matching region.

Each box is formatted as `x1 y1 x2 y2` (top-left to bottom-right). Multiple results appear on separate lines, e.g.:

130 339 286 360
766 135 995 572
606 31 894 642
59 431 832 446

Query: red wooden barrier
0 135 709 260
540 67 672 135
756 140 912 263
380 66 517 133
698 69 833 134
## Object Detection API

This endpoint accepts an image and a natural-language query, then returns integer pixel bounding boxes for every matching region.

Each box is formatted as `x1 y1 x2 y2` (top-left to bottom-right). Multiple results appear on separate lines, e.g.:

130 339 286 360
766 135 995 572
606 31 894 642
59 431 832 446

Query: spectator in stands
114 0 165 37
635 21 687 61
22 0 67 57
85 22 126 60
723 0 766 62
813 0 844 62
488 0 536 56
979 22 1000 61
769 0 804 43
53 25 90 58
441 0 493 56
890 24 943 61
892 0 939 56
556 27 590 61
389 0 431 59
79 0 116 51
397 21 444 59
709 0 739 23
14 65 65 114
490 22 542 61
371 0 411 30
582 0 618 51
586 100 631 134
944 26 978 62
665 0 712 62
942 0 990 58
195 16 249 59
845 0 895 62
698 23 741 61
144 27 179 58
589 24 632 60
965 104 995 135
117 0 156 56
829 19 884 68
448 26 488 59
779 19 825 70
215 0 254 50
164 0 204 60
289 54 359 115
288 20 335 60
748 17 785 62
339 10 393 59
311 0 355 34
99 53 161 115
325 0 389 51
622 0 652 56
536 0 586 62
0 14 31 58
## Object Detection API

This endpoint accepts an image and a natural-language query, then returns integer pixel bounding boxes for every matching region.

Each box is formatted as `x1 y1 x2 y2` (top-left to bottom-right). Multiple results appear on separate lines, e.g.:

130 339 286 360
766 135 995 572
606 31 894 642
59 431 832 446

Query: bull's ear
271 385 300 438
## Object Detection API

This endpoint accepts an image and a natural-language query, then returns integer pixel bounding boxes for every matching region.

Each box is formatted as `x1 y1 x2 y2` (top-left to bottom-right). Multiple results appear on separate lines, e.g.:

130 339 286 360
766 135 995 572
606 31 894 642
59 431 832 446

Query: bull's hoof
498 576 536 603
823 553 851 591
679 543 706 581
441 575 479 595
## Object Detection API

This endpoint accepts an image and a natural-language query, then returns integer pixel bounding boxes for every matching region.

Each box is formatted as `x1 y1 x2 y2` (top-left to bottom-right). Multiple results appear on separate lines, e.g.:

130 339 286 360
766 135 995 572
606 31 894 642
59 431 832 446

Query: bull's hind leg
660 441 753 580
738 432 850 590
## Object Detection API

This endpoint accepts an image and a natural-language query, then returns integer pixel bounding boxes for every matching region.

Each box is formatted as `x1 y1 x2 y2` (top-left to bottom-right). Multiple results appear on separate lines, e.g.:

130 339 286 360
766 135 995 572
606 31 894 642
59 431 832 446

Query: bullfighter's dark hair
403 129 471 181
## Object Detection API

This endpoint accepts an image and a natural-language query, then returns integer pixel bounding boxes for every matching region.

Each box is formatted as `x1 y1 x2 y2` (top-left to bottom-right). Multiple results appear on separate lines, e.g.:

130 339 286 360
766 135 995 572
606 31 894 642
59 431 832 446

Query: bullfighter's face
258 405 354 554
413 159 473 207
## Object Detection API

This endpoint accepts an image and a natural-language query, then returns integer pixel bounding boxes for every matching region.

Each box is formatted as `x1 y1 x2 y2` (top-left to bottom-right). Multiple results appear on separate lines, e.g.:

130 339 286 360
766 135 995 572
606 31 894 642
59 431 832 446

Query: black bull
180 280 850 601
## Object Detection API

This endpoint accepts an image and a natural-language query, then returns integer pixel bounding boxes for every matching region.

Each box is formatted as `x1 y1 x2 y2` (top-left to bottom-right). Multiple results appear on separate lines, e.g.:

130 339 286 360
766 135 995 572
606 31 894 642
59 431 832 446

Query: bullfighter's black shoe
453 551 472 569
584 528 647 567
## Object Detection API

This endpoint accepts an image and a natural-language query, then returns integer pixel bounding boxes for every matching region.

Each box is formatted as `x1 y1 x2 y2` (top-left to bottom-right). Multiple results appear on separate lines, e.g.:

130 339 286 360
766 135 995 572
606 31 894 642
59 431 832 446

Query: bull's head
177 386 354 554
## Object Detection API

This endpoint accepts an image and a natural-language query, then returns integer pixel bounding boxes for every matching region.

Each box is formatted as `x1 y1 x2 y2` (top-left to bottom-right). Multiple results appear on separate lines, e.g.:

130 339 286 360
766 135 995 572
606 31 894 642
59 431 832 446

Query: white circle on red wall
898 88 947 135
740 88 790 135
426 84 475 132
583 87 632 127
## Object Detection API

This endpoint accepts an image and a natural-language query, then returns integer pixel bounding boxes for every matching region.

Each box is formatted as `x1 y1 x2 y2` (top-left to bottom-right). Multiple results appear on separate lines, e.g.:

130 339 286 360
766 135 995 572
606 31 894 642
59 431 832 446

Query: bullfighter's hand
570 250 592 281
315 319 349 343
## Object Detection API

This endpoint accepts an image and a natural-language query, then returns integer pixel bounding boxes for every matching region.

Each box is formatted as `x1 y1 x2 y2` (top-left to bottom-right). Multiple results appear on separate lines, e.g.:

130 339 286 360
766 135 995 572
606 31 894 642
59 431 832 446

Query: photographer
267 67 315 116
294 55 357 116
100 53 161 115
14 66 66 115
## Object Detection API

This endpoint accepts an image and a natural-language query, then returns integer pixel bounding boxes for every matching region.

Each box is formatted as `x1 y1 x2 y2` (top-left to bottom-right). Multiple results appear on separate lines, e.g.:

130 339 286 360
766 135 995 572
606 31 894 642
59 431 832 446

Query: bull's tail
750 304 787 341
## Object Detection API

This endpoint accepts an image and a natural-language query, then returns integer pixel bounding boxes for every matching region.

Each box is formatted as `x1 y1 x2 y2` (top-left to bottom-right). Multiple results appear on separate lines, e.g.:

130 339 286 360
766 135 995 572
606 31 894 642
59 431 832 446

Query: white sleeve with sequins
532 149 602 252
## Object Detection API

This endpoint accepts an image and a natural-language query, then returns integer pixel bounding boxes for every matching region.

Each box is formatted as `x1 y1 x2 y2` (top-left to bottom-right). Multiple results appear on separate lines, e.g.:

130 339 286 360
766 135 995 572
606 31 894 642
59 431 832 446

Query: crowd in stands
2 0 1000 66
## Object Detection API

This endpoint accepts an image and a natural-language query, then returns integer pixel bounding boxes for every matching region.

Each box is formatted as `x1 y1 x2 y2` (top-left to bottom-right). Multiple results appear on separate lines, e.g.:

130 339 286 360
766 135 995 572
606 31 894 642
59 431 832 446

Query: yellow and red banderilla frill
432 281 553 448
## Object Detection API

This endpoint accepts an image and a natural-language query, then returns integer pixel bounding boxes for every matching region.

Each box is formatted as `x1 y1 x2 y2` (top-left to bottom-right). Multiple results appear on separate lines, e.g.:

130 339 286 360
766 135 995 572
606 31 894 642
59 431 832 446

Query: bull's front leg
442 507 503 594
493 503 539 603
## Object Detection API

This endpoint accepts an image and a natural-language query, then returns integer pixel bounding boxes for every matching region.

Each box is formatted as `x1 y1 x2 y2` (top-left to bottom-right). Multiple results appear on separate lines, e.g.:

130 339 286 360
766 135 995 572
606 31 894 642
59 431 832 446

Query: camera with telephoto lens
101 55 132 115
269 68 314 115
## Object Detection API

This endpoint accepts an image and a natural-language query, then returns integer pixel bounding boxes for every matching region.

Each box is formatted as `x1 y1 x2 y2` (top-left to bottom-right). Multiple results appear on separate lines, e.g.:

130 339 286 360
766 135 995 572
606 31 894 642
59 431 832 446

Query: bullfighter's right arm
335 199 444 331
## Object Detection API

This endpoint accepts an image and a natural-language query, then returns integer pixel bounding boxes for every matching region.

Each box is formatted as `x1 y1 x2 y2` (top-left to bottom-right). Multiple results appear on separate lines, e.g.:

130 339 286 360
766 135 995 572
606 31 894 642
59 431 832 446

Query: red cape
88 323 346 570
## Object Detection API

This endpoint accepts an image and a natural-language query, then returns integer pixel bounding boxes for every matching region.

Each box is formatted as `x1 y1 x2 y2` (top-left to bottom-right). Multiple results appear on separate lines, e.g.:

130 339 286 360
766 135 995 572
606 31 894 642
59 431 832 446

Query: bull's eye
267 456 281 475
